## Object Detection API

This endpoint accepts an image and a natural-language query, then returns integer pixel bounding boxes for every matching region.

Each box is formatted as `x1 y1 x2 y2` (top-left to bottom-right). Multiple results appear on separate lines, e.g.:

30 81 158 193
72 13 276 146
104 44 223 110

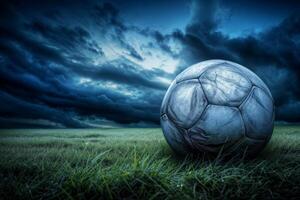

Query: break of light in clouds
0 0 300 128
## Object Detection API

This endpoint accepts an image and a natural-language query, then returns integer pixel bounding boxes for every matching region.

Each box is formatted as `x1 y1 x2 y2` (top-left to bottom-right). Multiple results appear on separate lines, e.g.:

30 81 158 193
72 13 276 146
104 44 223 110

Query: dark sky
0 0 300 128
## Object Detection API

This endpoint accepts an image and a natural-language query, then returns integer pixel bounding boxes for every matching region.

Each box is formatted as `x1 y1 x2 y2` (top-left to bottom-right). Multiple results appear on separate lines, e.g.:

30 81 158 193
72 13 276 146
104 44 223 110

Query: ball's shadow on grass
164 145 279 168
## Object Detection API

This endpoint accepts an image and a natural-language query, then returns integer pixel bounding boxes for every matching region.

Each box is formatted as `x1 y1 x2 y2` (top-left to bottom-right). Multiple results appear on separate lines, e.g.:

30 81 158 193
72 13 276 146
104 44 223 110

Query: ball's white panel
176 60 225 83
240 86 274 140
160 114 190 154
167 80 207 129
200 65 252 106
160 80 177 115
225 60 273 99
190 105 244 146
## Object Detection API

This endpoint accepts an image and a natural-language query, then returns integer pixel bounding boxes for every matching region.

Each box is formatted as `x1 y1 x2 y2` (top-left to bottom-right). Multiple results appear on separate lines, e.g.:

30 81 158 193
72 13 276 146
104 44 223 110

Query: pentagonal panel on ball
167 80 207 129
199 65 252 106
225 60 273 99
189 105 245 147
160 114 190 155
240 86 274 140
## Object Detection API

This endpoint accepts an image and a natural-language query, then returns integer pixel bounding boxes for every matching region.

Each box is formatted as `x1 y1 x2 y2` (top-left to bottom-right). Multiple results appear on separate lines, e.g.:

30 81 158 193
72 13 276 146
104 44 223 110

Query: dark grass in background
0 126 299 199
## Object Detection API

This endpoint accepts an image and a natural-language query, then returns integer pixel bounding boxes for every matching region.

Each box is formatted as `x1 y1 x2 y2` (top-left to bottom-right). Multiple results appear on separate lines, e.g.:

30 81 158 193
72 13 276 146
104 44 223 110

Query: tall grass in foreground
0 126 299 199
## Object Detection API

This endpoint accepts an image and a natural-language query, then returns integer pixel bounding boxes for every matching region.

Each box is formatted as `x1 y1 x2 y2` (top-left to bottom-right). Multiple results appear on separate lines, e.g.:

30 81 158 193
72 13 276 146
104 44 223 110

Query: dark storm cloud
0 0 300 128
0 0 171 127
93 3 145 61
27 20 104 56
174 0 300 122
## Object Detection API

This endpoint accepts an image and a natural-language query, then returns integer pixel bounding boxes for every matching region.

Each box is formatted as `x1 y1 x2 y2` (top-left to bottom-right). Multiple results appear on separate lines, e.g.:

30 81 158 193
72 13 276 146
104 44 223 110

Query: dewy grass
0 126 299 199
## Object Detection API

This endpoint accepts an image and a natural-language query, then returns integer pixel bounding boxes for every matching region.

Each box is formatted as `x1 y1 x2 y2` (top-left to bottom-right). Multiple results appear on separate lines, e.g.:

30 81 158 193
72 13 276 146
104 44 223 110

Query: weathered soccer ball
160 60 274 158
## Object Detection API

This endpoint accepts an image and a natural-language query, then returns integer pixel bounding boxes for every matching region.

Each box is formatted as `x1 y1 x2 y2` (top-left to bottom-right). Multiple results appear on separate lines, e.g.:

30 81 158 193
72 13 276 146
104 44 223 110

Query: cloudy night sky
0 0 299 128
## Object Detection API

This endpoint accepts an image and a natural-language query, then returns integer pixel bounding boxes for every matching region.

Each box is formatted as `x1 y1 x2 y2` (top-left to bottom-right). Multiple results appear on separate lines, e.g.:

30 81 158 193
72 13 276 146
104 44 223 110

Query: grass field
0 126 299 200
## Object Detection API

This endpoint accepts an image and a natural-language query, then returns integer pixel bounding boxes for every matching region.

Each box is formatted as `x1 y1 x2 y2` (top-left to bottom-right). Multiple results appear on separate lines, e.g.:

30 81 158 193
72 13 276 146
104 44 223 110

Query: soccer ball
160 60 274 158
